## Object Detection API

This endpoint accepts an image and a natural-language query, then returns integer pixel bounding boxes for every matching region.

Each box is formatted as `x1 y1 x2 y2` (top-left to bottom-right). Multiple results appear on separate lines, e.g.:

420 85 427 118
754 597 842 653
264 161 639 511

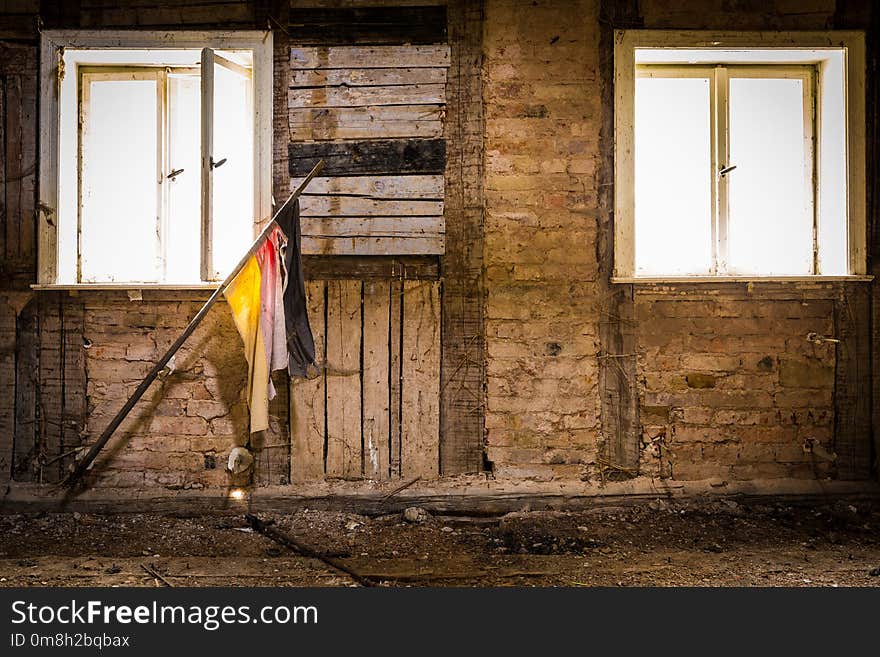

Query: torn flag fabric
224 199 317 434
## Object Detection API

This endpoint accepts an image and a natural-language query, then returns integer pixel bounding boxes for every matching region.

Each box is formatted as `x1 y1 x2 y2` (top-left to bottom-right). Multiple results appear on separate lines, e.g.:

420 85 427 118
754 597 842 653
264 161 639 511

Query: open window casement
37 32 272 287
200 48 254 281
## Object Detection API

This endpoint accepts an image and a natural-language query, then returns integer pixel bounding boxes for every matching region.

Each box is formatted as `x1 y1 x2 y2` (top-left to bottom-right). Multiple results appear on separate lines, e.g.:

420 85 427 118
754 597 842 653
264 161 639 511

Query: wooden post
62 160 325 490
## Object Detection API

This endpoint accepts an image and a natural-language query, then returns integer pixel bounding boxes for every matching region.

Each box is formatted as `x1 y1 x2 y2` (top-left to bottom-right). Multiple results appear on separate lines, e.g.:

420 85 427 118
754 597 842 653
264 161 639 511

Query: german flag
224 199 316 434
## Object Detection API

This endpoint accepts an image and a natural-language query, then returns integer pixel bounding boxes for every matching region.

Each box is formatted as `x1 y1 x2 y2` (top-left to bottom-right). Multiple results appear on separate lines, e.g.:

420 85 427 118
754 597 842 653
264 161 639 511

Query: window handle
211 157 227 170
719 164 737 177
166 168 184 181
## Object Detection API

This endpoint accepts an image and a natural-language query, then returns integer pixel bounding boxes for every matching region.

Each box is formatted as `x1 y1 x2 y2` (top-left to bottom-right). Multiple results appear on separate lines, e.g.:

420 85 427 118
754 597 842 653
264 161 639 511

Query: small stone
708 478 727 488
441 526 454 533
72 512 82 521
648 499 669 512
345 520 362 531
403 507 430 523
105 565 122 574
868 566 880 577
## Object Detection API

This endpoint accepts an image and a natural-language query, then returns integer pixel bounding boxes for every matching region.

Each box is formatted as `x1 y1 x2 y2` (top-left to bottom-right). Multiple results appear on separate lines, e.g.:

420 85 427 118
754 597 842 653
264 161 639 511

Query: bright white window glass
165 74 201 283
80 78 159 282
210 64 254 279
727 77 812 275
817 55 847 275
634 76 713 275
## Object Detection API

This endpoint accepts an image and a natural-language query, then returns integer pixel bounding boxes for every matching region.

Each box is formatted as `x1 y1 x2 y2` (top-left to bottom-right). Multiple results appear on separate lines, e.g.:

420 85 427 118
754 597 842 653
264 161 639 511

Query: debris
720 500 741 514
382 476 421 500
441 526 454 533
403 507 430 523
868 567 880 577
227 447 254 475
648 499 669 512
231 527 254 533
105 564 122 574
140 563 174 587
344 520 362 531
245 513 375 587
708 478 727 488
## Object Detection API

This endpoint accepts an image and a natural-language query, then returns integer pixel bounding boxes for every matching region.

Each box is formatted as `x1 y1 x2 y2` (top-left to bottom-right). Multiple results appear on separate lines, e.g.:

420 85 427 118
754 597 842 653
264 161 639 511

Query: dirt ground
1 498 879 587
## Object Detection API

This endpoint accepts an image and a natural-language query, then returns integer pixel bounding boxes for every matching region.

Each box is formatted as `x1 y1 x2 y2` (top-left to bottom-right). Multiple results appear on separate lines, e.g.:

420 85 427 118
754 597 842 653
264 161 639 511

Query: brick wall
483 0 603 480
636 288 837 481
481 0 875 482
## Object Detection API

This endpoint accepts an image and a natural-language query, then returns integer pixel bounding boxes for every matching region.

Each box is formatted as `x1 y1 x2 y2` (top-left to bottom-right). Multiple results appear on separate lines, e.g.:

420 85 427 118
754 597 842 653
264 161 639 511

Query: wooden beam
289 138 446 177
285 6 447 46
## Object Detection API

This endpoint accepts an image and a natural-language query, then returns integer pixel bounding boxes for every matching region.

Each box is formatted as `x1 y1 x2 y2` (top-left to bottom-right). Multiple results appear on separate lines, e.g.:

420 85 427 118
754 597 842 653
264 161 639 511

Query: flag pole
61 160 325 490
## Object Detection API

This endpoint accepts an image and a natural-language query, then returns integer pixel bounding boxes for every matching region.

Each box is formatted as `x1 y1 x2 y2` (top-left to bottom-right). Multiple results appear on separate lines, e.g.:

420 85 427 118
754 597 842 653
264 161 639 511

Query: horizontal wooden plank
289 83 445 108
289 105 443 140
302 236 445 256
301 216 444 237
286 6 447 46
290 45 450 70
293 175 444 199
300 196 444 216
289 138 446 177
302 256 440 280
290 67 448 89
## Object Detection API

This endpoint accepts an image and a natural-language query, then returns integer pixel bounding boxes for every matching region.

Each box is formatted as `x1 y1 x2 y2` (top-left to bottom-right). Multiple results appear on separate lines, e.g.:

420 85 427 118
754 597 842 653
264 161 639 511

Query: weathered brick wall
636 288 837 481
483 0 602 479
481 0 875 482
81 294 255 490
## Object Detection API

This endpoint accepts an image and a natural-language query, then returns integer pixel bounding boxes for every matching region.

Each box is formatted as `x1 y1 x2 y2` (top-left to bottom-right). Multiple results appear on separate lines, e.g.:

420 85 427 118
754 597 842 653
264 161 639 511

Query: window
614 32 867 280
38 32 273 286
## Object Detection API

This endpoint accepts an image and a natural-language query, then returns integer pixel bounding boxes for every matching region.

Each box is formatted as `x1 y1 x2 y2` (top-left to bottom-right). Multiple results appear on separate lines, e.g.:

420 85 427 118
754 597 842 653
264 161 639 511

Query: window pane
211 64 254 279
165 74 201 283
727 77 812 275
635 76 713 275
80 78 159 282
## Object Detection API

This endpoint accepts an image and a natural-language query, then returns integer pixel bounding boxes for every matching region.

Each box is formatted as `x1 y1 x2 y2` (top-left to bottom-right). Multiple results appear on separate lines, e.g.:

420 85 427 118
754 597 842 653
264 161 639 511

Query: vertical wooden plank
19 63 37 271
5 75 22 262
389 278 403 478
290 280 326 482
325 279 362 479
0 76 6 262
401 280 440 479
60 297 87 479
833 285 873 479
362 280 391 480
38 295 63 482
440 0 486 474
12 296 38 482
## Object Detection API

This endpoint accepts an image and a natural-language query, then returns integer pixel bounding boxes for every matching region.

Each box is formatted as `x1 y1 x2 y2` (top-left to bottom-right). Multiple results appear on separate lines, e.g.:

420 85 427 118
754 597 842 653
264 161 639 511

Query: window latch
166 168 184 181
719 164 737 177
211 157 227 170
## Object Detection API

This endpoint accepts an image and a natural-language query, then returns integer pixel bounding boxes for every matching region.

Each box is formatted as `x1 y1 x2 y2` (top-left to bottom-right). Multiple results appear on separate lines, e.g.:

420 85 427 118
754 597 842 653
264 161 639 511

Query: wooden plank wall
283 4 451 482
288 41 449 255
291 279 440 481
11 294 87 484
0 42 37 289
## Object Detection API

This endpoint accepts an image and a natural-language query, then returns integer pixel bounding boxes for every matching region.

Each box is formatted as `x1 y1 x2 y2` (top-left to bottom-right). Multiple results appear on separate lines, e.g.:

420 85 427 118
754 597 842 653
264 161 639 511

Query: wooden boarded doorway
291 278 440 481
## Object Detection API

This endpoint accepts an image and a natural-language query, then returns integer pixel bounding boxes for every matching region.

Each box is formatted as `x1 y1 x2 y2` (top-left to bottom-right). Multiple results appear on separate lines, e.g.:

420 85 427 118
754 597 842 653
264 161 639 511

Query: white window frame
613 30 868 282
36 30 273 289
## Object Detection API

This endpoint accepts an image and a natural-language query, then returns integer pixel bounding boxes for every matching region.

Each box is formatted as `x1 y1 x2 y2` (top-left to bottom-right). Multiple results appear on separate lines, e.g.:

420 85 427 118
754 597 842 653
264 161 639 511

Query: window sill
611 275 874 284
32 283 221 291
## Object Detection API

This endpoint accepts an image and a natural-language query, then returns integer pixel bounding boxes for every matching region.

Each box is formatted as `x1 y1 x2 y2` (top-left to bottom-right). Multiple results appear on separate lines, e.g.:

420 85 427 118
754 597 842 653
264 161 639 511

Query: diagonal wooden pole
62 160 325 490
